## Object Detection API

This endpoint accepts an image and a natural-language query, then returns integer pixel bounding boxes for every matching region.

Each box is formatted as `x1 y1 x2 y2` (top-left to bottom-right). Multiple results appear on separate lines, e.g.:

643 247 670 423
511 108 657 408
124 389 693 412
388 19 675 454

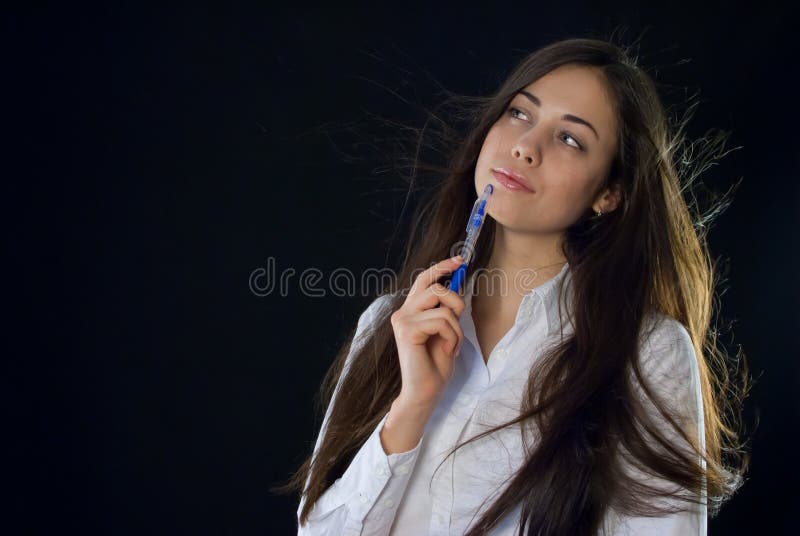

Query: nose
511 132 541 166
512 147 536 165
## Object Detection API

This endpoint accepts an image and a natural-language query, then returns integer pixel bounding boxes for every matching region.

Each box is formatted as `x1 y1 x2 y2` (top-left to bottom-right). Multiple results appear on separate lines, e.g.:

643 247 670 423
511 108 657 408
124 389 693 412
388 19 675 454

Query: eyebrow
517 90 599 140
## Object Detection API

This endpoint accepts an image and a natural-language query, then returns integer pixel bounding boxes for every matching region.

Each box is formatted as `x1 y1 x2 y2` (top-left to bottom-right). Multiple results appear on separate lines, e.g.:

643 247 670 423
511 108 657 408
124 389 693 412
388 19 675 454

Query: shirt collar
461 261 574 336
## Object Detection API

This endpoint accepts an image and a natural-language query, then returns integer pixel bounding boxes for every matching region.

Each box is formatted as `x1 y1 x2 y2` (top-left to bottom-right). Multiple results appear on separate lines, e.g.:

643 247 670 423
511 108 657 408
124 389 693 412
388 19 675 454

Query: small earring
594 208 604 217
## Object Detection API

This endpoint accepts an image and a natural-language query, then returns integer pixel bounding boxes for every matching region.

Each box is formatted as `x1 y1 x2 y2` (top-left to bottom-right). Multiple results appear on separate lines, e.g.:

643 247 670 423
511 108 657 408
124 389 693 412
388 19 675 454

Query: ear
592 180 622 214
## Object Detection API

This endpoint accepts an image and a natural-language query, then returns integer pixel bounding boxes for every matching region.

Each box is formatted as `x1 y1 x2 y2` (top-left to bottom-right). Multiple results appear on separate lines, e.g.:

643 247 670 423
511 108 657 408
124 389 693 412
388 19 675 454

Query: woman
280 37 748 535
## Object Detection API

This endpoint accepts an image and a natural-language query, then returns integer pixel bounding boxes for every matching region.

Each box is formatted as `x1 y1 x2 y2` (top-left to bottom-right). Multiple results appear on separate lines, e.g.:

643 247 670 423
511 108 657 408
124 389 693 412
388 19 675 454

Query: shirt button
396 465 409 475
359 493 369 503
375 466 387 477
496 348 508 359
384 499 394 508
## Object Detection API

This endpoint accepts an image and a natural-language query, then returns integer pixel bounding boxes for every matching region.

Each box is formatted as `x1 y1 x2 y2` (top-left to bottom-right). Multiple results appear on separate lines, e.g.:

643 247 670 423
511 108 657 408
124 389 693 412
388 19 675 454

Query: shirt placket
429 371 485 535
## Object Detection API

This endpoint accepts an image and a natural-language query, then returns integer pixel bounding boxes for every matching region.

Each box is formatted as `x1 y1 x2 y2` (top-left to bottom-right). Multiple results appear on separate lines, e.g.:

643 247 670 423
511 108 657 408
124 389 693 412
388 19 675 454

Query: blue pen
449 184 493 293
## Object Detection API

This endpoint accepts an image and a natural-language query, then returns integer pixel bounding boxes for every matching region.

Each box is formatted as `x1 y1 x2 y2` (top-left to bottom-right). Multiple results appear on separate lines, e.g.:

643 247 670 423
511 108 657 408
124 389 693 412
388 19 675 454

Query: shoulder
355 293 395 331
335 293 398 385
351 293 396 349
638 310 696 372
635 310 702 418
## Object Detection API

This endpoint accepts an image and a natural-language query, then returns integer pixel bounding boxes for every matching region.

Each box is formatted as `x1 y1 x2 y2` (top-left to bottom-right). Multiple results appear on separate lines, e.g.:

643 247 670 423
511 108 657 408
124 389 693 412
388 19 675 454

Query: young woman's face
475 64 620 234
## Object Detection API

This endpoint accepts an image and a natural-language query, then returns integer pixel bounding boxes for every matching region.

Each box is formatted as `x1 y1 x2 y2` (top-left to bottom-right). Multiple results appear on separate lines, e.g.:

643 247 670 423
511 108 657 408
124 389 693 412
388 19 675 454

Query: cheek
478 127 504 160
475 128 504 181
539 176 597 219
552 159 606 196
542 165 590 196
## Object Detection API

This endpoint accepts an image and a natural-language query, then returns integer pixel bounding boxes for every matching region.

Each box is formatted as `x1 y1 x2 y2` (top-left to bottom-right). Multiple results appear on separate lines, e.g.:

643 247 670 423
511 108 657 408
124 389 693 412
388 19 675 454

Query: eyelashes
507 106 528 121
506 106 584 151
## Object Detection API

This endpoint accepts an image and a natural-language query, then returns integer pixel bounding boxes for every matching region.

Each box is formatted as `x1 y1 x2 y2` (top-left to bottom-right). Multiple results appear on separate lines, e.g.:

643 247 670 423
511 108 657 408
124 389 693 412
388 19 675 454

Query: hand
390 255 466 411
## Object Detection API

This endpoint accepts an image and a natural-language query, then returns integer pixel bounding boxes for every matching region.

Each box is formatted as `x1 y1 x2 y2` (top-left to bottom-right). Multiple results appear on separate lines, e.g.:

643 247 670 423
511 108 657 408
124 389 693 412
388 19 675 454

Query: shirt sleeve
297 294 425 536
602 314 707 535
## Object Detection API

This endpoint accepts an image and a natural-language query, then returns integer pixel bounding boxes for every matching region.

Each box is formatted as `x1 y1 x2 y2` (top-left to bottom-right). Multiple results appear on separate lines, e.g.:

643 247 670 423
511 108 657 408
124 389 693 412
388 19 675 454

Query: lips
491 168 534 192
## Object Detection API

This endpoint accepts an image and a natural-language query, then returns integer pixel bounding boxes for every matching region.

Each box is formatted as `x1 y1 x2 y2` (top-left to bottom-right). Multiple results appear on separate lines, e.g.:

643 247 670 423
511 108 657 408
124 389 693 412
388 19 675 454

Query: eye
507 106 528 121
560 132 584 151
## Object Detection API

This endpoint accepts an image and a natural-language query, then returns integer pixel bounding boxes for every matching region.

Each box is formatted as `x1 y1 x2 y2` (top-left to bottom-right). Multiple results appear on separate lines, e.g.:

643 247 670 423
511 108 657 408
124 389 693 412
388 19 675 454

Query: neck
480 225 568 299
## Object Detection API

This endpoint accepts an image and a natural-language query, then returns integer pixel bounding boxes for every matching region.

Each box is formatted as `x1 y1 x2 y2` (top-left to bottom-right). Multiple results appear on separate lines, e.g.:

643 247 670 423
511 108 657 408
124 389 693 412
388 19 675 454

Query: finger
409 256 464 297
429 284 466 317
408 283 465 316
410 315 460 352
414 307 464 348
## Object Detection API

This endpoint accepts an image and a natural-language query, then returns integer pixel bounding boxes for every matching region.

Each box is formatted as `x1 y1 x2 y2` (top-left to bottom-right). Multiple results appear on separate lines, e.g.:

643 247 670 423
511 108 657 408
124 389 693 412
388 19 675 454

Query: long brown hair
275 35 751 535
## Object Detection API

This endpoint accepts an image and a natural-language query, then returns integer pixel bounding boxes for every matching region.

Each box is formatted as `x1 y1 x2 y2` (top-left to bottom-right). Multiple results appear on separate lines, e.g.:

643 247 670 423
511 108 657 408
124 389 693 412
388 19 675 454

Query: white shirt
297 262 706 535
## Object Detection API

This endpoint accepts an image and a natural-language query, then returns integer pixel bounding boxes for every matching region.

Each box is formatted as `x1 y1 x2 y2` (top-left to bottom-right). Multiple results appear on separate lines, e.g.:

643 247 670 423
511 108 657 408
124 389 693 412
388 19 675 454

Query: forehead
517 65 617 143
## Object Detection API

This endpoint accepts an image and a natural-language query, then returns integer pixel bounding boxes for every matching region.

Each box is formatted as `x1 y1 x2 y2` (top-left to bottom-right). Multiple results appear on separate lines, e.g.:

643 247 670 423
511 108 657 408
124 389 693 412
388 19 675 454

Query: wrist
393 393 437 419
379 396 433 455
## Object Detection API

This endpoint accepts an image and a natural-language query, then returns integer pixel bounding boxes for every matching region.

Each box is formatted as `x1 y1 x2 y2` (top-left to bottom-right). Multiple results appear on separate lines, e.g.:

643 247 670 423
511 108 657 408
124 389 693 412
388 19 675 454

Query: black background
5 3 798 534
